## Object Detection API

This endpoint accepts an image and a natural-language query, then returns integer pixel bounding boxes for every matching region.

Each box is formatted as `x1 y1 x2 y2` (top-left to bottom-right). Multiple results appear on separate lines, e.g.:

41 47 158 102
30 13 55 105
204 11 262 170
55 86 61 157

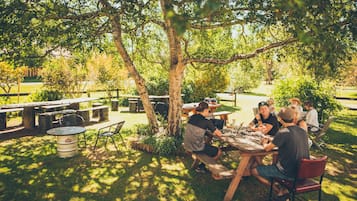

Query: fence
0 89 120 100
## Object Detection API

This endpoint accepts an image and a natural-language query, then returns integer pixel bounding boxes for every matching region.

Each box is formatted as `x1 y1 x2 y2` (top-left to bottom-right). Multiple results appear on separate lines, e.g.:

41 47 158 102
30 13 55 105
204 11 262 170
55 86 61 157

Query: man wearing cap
249 101 280 136
251 107 310 197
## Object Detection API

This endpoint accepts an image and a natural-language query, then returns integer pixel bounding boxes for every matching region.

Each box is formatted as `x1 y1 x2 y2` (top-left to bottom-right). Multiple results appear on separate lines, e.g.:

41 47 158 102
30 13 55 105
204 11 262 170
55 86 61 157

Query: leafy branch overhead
0 0 355 135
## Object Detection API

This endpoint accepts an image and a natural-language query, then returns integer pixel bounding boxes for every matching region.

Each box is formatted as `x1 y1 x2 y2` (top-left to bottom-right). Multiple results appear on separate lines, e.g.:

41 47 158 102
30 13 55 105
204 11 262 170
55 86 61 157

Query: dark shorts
256 165 293 181
194 144 219 157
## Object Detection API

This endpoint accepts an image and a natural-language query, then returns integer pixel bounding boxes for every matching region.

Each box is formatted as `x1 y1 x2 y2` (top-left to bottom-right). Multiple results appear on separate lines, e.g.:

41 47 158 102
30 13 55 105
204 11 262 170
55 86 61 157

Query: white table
47 126 86 158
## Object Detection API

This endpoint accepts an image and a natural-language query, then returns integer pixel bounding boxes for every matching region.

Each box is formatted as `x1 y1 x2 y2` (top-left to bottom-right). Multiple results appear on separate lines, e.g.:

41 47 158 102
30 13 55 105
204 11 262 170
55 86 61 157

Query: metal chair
269 156 328 201
59 114 86 147
154 102 169 120
93 121 125 152
310 116 335 150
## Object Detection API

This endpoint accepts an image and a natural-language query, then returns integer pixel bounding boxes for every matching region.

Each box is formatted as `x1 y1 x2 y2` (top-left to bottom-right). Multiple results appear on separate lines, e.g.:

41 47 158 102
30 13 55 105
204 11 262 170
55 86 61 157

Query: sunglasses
258 101 269 107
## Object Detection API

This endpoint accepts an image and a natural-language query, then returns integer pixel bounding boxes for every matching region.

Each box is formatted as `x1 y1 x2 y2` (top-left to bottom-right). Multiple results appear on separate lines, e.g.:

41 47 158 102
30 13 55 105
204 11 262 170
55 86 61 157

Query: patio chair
93 121 126 152
269 155 328 201
309 116 335 150
59 114 86 147
154 102 169 120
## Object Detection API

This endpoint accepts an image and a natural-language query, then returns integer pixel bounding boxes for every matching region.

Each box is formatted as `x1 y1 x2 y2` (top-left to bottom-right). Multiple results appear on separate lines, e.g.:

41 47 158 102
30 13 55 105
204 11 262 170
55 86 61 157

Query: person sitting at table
303 101 320 133
281 105 312 148
249 101 280 136
289 97 303 113
267 98 276 114
183 101 223 173
251 107 310 199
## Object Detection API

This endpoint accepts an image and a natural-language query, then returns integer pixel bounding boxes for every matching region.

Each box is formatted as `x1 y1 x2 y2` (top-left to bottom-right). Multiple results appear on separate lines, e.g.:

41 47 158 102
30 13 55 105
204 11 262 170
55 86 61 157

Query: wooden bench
191 153 235 180
0 108 24 129
77 105 109 124
38 109 76 133
212 111 232 122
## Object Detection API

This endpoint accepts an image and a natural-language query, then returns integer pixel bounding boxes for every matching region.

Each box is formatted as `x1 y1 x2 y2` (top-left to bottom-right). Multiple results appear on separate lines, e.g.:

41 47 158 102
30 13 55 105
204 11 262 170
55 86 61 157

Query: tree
86 52 128 99
229 60 263 93
0 61 27 102
0 0 355 136
40 57 86 98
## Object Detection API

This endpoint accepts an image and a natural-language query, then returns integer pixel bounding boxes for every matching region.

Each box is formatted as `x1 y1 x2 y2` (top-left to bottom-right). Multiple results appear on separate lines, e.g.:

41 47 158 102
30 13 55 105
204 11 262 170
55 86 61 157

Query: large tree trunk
161 0 186 136
109 13 159 132
168 64 185 136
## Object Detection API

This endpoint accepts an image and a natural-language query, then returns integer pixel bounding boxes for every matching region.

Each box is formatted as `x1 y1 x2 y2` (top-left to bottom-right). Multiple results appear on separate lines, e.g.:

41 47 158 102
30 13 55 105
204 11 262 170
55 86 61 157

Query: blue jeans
256 165 293 181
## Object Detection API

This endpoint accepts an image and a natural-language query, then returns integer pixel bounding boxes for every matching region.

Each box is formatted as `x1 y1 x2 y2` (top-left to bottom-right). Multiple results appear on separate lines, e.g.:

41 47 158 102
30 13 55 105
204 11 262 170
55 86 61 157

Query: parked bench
77 105 109 124
212 111 232 122
39 109 76 133
191 153 235 180
0 108 24 129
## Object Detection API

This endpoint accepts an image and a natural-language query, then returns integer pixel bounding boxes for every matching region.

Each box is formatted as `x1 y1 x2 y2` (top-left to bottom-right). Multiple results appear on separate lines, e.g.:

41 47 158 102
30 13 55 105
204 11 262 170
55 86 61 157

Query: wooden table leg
23 106 35 129
224 155 251 201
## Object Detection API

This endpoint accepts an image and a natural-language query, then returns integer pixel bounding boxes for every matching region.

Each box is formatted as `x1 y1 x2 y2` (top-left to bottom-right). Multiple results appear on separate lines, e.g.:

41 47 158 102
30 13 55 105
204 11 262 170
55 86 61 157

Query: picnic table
0 97 98 129
182 102 221 117
121 95 171 112
219 127 278 201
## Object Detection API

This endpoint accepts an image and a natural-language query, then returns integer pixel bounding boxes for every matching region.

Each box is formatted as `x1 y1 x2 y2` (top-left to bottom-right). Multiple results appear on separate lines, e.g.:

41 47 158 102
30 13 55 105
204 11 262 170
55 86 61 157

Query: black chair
93 121 125 152
59 114 86 147
269 156 328 201
154 102 169 120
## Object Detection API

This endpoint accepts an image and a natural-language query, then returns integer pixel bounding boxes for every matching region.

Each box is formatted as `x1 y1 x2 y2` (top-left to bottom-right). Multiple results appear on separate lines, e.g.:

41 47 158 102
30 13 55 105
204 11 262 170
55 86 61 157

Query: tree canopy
0 0 355 135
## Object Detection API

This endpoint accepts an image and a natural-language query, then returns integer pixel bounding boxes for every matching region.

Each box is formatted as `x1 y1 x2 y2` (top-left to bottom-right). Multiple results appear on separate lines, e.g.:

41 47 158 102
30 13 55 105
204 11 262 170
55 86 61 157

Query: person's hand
255 114 261 121
261 137 270 145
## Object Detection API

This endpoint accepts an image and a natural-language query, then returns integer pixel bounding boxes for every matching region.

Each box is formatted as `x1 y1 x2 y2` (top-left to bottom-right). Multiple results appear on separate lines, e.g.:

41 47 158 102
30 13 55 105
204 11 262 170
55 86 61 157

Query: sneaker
195 163 208 173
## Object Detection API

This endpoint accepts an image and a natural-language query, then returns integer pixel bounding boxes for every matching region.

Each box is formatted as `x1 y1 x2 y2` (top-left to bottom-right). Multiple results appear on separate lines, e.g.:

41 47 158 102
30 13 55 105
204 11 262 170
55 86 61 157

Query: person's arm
249 114 261 130
260 123 272 135
213 129 222 137
261 138 276 151
298 120 308 132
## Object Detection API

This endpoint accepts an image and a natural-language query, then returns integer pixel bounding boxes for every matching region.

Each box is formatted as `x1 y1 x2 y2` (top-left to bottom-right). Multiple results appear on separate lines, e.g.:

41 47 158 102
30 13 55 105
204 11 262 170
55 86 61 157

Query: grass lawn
0 106 356 201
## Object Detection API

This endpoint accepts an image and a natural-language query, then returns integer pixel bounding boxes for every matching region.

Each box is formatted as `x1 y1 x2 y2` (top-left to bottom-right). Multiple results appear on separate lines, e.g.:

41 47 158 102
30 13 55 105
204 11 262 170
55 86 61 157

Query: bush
29 90 63 101
272 76 342 122
135 124 153 136
141 135 181 156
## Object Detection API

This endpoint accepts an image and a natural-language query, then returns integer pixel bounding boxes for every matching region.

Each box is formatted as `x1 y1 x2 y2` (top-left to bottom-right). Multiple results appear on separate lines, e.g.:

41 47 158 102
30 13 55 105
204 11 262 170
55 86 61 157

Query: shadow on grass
0 110 355 201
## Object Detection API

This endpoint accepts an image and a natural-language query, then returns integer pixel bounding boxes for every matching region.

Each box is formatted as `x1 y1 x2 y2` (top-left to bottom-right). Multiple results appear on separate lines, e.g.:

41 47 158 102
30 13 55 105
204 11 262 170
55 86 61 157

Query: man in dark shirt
249 101 280 136
251 107 310 196
183 102 222 160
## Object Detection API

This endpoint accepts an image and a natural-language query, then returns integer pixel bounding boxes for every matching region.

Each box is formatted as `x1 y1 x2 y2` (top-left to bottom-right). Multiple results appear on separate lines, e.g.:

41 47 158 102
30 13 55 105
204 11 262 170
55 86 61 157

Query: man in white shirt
304 101 319 132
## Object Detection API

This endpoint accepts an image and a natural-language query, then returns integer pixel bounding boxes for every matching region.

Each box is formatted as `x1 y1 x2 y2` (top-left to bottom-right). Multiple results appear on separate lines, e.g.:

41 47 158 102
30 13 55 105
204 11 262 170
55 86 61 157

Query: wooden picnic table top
182 102 221 110
220 128 267 152
0 97 98 109
219 127 277 201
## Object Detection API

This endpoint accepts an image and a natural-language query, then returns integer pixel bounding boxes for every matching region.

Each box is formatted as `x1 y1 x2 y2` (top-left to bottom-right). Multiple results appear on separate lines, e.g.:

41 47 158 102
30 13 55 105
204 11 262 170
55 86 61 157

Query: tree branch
190 20 245 29
48 10 105 20
184 38 298 65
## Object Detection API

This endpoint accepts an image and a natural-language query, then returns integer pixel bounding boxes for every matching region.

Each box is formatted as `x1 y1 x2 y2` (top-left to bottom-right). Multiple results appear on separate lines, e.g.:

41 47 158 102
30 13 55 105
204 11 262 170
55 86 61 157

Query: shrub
141 135 181 156
272 76 342 122
29 90 63 101
135 124 153 136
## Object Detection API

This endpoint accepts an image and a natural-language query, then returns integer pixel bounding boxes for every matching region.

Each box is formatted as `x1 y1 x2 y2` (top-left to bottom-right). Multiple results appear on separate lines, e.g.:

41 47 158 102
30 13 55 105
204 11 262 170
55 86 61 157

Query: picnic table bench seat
39 109 76 133
77 105 109 123
0 108 24 129
191 153 235 180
